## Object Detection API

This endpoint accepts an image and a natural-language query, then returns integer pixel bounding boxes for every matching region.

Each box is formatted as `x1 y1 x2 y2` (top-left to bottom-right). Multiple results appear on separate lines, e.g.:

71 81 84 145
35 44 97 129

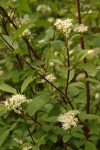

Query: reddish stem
76 0 90 114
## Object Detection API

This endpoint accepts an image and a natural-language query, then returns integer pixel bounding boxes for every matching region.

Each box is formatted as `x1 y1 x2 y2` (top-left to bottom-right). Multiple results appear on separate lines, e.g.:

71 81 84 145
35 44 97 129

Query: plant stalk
76 0 90 114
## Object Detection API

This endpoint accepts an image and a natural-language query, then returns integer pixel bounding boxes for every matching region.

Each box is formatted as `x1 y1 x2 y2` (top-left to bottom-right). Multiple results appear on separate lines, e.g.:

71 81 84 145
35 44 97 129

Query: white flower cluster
13 138 23 144
19 14 30 25
54 18 73 36
41 73 56 83
4 94 30 114
22 29 31 37
54 18 88 35
18 15 32 39
58 110 80 130
54 51 59 56
49 61 54 67
36 4 51 13
74 24 88 33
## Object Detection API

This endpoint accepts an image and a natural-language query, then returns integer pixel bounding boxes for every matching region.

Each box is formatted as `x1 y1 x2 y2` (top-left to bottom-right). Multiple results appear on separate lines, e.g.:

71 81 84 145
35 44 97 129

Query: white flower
13 138 23 144
54 51 59 56
58 110 80 130
49 61 54 67
36 4 51 13
4 94 31 114
54 18 73 36
19 14 30 24
41 74 56 83
22 29 31 37
74 24 88 33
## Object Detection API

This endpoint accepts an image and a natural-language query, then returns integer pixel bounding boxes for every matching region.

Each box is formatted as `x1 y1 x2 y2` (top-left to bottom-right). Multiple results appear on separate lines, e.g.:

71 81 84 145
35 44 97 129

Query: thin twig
21 106 35 145
76 0 90 114
64 37 70 96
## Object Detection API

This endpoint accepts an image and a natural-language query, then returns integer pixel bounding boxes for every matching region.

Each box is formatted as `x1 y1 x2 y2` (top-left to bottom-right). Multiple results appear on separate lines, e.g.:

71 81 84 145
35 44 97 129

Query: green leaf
79 112 100 121
86 78 100 84
33 131 47 144
1 35 18 49
21 76 35 93
43 116 58 122
17 0 31 13
50 58 63 65
10 122 19 131
78 63 97 77
54 128 65 135
69 69 75 82
72 132 84 139
74 50 87 62
13 48 28 55
42 124 53 132
50 40 64 50
68 87 79 97
0 129 10 146
86 33 100 47
14 22 34 40
78 50 88 62
84 63 97 77
71 125 83 133
69 82 85 88
44 103 53 113
27 90 50 116
44 28 54 40
0 83 16 93
49 134 57 143
32 146 40 150
0 104 6 111
59 68 75 82
63 135 71 143
85 141 97 150
35 20 51 27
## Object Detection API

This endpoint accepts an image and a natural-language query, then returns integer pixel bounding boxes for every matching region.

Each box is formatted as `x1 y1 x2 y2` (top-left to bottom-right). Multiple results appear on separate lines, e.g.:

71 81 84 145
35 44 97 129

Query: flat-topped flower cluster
58 110 80 130
54 18 73 37
4 94 31 114
54 18 88 36
41 73 56 83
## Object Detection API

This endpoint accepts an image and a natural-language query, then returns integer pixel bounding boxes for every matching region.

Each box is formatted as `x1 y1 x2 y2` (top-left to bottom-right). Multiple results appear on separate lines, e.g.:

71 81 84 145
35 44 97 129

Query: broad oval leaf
63 135 72 143
0 129 10 146
0 104 6 111
78 63 97 77
79 112 100 121
32 146 40 150
86 78 100 84
85 141 97 150
69 69 75 82
0 83 17 93
21 76 35 93
69 82 85 88
27 90 50 116
14 12 40 40
1 35 18 49
14 22 34 40
42 116 58 122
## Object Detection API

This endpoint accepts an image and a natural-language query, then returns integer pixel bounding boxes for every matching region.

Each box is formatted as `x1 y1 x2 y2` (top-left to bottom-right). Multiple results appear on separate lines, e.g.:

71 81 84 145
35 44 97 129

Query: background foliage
0 0 100 150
